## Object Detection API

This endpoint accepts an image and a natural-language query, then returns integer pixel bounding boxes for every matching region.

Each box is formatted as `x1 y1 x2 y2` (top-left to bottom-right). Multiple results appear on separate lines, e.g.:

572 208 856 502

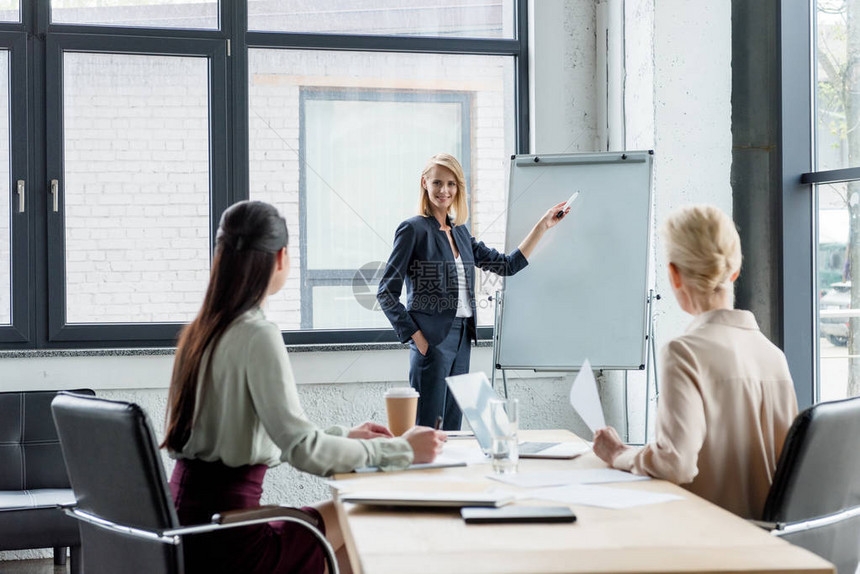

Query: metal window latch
50 179 58 212
16 180 23 213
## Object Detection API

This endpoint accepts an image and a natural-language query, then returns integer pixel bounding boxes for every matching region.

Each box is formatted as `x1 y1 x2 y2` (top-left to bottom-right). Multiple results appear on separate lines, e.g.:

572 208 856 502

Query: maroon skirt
169 458 327 574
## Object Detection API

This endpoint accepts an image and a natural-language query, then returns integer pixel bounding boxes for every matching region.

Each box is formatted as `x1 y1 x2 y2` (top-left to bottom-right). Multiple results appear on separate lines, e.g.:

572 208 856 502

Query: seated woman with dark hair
162 200 445 574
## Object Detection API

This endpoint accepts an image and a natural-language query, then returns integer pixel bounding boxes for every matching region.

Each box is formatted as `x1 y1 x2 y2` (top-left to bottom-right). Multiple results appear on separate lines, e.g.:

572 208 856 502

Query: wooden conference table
332 430 834 574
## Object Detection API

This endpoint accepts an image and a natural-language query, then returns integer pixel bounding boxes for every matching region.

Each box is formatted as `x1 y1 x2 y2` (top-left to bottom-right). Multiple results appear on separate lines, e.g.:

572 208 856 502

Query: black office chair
0 389 94 574
756 396 860 574
51 392 338 574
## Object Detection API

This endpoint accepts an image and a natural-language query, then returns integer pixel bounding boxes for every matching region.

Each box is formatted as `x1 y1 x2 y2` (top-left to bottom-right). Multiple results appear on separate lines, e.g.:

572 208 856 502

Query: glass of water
489 397 519 474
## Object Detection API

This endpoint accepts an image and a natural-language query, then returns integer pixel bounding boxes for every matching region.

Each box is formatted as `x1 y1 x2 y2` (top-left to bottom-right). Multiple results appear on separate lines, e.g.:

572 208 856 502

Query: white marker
556 191 580 218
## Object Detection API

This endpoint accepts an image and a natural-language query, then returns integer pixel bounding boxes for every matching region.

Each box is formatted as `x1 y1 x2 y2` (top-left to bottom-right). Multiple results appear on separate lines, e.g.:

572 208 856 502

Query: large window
783 0 860 405
811 1 860 402
0 1 526 349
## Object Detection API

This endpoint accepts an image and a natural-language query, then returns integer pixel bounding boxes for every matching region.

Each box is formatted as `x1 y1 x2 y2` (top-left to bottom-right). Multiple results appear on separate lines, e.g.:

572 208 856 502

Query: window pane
304 95 464 272
817 183 856 400
51 0 218 30
63 52 210 324
0 1 19 23
815 1 860 170
0 51 9 326
312 286 394 330
248 0 515 39
248 48 515 331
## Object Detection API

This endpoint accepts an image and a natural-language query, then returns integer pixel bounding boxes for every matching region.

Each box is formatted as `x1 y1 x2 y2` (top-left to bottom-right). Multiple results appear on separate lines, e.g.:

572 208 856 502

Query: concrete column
731 0 782 345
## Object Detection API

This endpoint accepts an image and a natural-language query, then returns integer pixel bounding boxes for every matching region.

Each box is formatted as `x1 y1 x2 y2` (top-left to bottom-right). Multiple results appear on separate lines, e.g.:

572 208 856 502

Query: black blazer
377 215 528 346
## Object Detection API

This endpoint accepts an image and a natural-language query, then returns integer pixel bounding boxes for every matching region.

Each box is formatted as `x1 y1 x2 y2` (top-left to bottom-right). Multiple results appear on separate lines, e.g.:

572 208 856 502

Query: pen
434 415 443 430
556 191 580 218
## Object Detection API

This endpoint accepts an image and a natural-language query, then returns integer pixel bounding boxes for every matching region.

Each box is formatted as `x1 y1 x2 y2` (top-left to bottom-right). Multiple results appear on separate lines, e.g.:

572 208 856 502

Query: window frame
0 31 30 343
297 86 474 331
43 34 229 345
0 0 527 350
777 0 860 408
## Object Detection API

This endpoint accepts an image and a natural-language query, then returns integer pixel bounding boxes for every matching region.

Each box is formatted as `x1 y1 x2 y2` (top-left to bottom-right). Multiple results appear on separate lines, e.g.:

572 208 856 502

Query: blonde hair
418 153 469 226
662 205 742 294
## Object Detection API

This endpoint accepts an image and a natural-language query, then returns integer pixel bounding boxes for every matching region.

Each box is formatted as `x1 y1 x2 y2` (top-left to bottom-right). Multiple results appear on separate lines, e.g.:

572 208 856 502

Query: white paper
569 358 606 433
435 443 492 466
488 469 649 489
527 484 682 509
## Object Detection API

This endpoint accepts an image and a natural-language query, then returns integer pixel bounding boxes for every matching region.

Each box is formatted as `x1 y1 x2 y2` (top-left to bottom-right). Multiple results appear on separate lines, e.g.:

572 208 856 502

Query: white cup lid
385 387 419 398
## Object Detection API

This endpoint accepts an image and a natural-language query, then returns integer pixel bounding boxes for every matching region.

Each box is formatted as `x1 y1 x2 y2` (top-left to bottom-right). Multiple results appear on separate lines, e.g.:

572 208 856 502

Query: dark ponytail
162 200 288 451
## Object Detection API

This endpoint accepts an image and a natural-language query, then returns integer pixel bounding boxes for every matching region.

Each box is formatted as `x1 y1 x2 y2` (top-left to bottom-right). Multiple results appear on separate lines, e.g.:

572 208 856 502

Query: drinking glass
489 397 519 474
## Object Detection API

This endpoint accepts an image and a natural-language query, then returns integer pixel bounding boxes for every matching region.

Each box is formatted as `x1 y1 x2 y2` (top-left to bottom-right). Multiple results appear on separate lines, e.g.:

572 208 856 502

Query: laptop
445 372 591 459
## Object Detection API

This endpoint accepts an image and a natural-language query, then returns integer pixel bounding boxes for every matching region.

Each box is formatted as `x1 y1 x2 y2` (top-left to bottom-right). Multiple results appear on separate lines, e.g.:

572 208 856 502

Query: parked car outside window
820 281 851 346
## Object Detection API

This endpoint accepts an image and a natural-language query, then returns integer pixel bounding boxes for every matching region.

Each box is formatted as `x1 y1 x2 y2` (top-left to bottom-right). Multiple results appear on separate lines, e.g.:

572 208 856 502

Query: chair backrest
763 396 860 574
0 389 94 491
51 392 182 574
764 396 860 521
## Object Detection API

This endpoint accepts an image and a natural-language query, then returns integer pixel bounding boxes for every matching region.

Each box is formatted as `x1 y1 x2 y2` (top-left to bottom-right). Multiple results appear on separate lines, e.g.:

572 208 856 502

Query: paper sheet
341 443 489 475
527 484 682 509
569 358 606 433
488 469 649 489
352 460 467 473
435 444 491 466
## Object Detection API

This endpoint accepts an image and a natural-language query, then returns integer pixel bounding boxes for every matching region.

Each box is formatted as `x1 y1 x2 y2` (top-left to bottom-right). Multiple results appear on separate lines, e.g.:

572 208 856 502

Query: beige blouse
612 309 798 519
171 307 413 475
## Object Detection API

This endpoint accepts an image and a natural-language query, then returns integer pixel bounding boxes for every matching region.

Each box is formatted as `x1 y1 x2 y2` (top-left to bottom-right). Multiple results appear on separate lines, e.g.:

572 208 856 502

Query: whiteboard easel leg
491 290 502 393
643 290 660 443
623 371 630 442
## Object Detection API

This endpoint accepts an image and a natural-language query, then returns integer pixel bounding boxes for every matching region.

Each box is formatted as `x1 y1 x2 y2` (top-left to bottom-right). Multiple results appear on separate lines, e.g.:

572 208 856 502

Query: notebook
445 372 591 459
339 491 514 508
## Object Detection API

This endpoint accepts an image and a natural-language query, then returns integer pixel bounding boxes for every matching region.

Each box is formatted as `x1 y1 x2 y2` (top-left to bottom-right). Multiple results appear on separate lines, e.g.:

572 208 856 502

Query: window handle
16 179 24 213
50 179 58 212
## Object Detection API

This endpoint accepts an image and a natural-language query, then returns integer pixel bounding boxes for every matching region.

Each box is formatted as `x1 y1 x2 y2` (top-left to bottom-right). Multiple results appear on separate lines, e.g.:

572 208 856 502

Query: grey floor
0 559 67 574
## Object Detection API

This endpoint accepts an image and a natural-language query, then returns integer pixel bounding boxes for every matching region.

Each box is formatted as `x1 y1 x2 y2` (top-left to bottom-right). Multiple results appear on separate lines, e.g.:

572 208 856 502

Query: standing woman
163 200 444 574
377 153 570 430
592 205 798 520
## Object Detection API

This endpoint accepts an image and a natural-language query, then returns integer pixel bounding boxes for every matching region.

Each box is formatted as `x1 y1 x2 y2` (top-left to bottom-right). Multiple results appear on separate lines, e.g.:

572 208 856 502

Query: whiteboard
494 151 654 370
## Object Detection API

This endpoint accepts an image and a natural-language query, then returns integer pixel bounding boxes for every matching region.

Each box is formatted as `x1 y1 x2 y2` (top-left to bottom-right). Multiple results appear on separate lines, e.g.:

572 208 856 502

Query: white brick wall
63 53 210 324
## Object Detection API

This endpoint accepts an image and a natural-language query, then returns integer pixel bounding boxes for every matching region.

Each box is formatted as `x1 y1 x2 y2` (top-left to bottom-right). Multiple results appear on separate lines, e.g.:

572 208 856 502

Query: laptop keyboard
517 442 557 454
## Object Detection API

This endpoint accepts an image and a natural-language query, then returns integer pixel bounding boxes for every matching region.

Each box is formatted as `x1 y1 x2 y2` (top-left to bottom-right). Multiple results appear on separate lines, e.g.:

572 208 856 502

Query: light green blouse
171 307 413 475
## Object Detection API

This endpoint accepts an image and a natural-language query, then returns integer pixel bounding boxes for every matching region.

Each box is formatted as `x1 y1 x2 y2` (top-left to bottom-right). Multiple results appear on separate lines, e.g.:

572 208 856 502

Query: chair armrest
747 519 783 532
168 506 338 574
211 505 320 529
62 504 338 573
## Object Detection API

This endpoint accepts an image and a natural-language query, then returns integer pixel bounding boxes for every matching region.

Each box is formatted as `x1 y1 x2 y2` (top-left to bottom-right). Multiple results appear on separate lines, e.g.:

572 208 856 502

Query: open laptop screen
445 372 500 454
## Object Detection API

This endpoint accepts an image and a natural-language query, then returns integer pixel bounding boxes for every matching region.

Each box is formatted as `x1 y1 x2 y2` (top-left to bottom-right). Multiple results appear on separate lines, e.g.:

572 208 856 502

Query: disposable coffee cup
384 387 419 437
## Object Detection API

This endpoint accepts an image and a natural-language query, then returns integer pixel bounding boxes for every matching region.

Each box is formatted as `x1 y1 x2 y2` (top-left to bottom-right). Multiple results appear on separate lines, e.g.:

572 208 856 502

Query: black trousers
409 316 471 430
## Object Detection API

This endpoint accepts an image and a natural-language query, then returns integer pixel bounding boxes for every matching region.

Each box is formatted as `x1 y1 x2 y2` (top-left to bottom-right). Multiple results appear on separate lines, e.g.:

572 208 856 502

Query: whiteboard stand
643 289 661 442
495 151 654 371
490 290 510 399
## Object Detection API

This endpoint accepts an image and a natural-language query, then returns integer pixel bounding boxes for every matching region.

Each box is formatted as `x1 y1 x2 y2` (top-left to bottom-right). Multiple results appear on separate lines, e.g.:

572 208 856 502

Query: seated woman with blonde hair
592 204 798 520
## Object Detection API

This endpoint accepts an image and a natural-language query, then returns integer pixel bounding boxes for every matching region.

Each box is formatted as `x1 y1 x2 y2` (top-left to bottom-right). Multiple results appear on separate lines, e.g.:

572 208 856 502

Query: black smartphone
461 506 577 524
